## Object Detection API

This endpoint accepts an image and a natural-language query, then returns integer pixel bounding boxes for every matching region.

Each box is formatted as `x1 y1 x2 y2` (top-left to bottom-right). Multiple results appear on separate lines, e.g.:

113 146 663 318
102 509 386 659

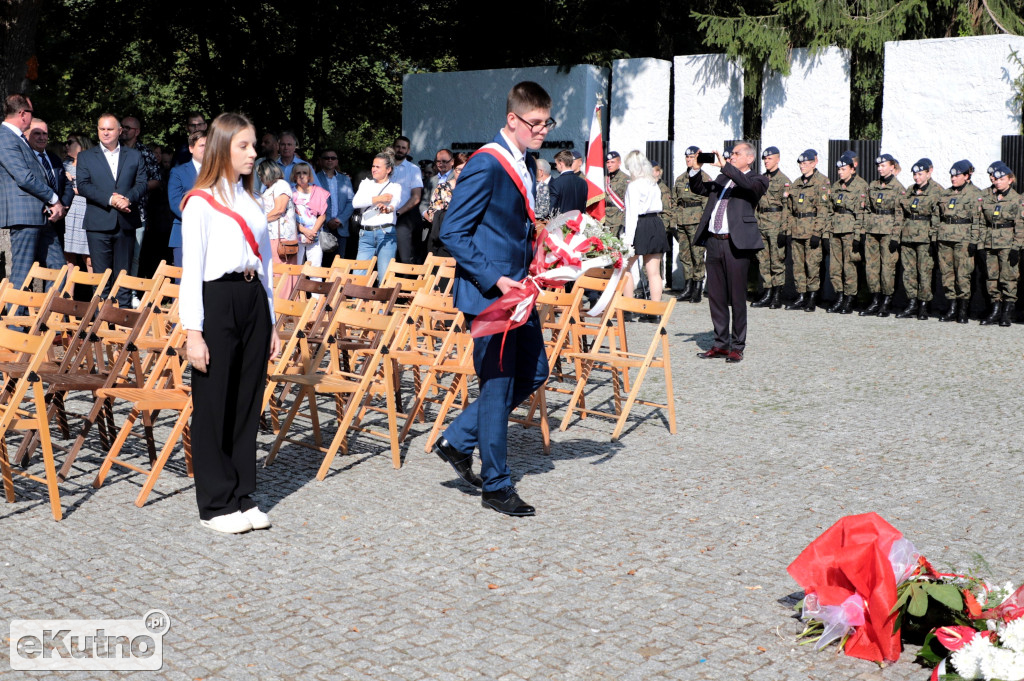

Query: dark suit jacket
76 145 147 232
690 162 769 250
440 133 536 316
549 169 588 215
167 160 198 248
0 124 55 227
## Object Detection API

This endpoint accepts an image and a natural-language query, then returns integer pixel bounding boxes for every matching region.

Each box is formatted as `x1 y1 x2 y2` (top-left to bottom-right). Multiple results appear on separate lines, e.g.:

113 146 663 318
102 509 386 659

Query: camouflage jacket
980 186 1024 250
658 179 673 229
863 176 905 236
604 170 628 232
936 182 984 244
757 169 791 233
784 169 830 239
899 180 941 243
670 169 710 228
827 175 869 236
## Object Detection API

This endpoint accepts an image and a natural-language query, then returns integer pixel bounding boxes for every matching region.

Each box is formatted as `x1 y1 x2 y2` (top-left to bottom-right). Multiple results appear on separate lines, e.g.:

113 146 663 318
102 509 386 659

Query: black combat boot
939 300 958 322
839 295 854 314
895 299 918 319
917 300 929 320
860 293 882 316
877 295 893 317
786 293 807 310
769 287 784 309
980 301 1002 326
827 295 844 313
804 290 818 312
957 299 970 324
751 286 773 307
677 280 694 301
1000 303 1015 327
690 281 703 303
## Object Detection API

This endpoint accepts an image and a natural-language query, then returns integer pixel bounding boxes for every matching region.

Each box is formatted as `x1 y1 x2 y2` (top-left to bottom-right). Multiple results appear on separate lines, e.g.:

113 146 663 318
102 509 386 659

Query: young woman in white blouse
180 112 281 534
623 150 668 310
352 150 401 284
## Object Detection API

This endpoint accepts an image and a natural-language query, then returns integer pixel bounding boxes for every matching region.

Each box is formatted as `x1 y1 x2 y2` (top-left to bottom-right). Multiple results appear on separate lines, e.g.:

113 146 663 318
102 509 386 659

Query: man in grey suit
76 113 147 306
0 93 67 289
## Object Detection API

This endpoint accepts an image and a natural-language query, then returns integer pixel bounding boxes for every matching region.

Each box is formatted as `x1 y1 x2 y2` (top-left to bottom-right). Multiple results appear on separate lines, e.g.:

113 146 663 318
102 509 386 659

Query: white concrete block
609 58 672 161
761 47 850 182
672 54 744 181
402 65 609 166
881 34 1024 189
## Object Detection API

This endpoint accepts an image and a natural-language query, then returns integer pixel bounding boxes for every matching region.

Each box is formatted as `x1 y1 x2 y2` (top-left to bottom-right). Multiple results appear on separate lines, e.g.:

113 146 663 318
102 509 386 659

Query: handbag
277 239 299 257
319 228 338 252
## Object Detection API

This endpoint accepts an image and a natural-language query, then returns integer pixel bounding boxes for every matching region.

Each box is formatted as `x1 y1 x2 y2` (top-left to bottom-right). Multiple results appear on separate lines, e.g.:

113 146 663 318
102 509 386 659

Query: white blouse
352 179 400 227
262 179 297 241
180 179 275 331
623 178 663 247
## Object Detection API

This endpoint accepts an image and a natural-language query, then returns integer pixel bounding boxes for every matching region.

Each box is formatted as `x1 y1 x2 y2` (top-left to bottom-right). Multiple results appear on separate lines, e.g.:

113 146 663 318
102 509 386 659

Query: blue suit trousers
443 312 548 492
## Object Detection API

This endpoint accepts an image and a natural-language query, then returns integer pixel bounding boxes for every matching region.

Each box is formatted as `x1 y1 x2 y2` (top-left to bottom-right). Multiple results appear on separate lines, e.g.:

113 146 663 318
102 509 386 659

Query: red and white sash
183 189 263 262
471 143 537 225
605 175 625 211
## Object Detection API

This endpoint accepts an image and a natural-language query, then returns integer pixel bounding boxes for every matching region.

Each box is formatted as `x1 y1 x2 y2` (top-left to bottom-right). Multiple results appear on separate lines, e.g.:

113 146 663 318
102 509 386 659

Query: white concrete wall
672 54 744 181
609 58 672 161
881 34 1024 189
761 47 851 181
402 65 609 166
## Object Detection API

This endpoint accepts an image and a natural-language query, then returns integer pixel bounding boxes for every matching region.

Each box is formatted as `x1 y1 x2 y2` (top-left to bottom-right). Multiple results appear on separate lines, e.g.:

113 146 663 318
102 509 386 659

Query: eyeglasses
513 113 557 132
435 158 452 164
321 156 337 161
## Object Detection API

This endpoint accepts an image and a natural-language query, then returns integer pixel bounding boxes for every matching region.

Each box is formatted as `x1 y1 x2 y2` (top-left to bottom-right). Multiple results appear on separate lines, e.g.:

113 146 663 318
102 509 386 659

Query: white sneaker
200 511 253 534
242 506 271 530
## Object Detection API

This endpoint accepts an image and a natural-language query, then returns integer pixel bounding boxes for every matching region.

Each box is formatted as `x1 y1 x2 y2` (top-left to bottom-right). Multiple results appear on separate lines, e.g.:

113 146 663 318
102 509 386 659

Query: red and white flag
584 105 606 221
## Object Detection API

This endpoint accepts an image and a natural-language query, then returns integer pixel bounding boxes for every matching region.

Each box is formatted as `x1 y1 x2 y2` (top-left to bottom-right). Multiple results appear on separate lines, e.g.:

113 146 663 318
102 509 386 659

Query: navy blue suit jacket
167 160 198 248
76 145 147 232
440 133 536 316
549 169 588 215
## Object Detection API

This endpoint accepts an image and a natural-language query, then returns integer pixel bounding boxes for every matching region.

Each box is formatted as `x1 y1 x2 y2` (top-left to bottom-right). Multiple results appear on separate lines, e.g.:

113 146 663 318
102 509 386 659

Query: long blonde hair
191 112 256 205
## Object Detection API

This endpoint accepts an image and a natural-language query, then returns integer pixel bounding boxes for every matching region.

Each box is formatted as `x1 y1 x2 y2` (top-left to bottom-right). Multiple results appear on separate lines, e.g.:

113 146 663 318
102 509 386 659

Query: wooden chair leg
0 439 15 503
135 401 192 507
92 407 139 489
265 386 308 467
559 359 593 431
611 360 654 442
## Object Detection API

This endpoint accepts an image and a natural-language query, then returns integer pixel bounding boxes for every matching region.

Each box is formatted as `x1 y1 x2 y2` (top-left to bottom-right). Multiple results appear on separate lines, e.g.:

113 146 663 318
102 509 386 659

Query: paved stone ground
2 298 1022 680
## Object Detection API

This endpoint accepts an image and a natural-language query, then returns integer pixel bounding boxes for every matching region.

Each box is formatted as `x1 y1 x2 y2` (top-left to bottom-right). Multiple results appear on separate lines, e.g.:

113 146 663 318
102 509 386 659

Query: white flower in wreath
952 635 994 679
1000 618 1024 654
979 645 1024 681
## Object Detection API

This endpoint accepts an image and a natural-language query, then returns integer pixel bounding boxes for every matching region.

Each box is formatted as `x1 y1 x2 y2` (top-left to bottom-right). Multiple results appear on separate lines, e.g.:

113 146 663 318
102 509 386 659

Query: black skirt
633 213 668 255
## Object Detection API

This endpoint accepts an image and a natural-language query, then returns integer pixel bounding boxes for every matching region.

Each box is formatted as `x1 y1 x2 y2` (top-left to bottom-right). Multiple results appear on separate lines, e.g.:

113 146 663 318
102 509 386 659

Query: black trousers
190 275 272 520
395 210 426 264
86 224 137 306
705 235 753 352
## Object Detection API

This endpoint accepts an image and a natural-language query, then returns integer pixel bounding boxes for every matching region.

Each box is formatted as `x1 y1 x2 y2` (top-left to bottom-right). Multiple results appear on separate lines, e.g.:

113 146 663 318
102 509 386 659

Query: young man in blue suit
76 113 147 306
437 81 555 517
167 130 206 268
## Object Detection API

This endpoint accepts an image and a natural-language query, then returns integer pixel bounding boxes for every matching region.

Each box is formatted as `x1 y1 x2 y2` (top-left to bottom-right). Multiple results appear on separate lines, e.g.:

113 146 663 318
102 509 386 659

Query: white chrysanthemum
979 646 1024 681
1000 618 1024 654
952 635 995 680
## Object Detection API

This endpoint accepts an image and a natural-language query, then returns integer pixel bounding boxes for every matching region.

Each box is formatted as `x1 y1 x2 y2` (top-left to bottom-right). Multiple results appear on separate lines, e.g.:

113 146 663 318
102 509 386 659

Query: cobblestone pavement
3 298 1022 680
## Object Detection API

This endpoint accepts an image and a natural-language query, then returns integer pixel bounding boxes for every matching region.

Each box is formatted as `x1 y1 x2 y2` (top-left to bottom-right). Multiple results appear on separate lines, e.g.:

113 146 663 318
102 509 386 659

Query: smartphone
696 152 716 164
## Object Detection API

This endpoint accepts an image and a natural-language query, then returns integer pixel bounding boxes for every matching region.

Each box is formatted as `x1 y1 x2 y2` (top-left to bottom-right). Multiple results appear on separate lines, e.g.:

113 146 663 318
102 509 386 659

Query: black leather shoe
785 293 806 311
690 281 703 303
939 300 958 322
804 291 818 312
877 295 892 317
1000 303 1014 327
751 287 773 307
435 438 482 487
917 300 929 320
895 299 918 319
860 293 882 316
677 280 694 301
827 295 844 313
981 301 1002 326
957 299 970 324
482 486 535 516
769 287 783 309
839 295 854 314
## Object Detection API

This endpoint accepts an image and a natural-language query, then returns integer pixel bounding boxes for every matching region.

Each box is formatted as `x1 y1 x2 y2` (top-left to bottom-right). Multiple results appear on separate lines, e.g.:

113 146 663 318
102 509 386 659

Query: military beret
797 149 817 162
988 161 1012 178
912 158 933 173
651 160 661 169
875 153 897 165
950 159 974 176
836 151 857 168
761 146 780 158
684 146 700 156
605 151 620 160
570 150 583 160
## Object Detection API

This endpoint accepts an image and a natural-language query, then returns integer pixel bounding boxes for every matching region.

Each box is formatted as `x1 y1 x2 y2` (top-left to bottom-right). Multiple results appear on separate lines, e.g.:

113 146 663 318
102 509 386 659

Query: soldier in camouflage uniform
752 146 790 309
860 154 905 317
604 151 627 235
896 159 942 319
783 149 830 312
670 146 709 303
825 151 868 314
652 161 675 290
978 161 1024 327
936 159 983 323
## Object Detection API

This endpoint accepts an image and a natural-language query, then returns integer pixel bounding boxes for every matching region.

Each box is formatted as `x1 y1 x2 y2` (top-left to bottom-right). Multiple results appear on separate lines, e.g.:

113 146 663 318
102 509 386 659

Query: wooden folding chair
261 290 326 432
0 326 63 520
0 283 60 333
106 271 161 309
273 261 305 300
58 267 112 303
559 296 677 440
331 256 377 277
17 263 69 294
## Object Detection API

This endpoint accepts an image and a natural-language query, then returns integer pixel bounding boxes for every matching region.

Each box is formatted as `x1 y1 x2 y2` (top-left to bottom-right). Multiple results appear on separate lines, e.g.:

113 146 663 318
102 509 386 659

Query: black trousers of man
395 210 421 264
86 224 137 306
705 234 753 352
190 274 271 521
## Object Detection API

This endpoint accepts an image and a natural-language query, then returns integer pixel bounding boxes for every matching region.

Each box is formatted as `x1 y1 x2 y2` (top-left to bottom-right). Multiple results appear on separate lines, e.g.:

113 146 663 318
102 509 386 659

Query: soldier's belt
681 201 702 208
989 222 1013 229
906 214 930 221
871 209 895 215
758 207 783 213
795 212 817 219
941 217 972 225
834 208 856 215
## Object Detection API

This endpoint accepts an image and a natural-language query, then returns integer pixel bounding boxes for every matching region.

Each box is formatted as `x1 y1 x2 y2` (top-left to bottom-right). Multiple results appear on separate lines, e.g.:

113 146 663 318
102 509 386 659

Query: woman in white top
623 150 668 306
257 161 298 299
352 150 401 284
181 112 280 535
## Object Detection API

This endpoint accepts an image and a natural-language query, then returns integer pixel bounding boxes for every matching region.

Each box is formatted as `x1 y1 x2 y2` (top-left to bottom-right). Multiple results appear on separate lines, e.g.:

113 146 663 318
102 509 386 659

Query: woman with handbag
257 161 298 298
352 150 401 283
291 162 330 275
181 112 280 534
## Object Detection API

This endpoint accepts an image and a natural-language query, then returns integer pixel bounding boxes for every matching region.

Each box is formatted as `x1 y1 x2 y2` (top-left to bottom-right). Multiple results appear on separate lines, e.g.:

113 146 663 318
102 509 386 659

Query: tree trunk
0 0 44 101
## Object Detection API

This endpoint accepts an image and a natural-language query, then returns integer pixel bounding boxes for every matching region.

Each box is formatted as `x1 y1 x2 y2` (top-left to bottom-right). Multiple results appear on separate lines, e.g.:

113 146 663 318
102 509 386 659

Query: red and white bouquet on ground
788 513 1024 681
471 210 632 341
